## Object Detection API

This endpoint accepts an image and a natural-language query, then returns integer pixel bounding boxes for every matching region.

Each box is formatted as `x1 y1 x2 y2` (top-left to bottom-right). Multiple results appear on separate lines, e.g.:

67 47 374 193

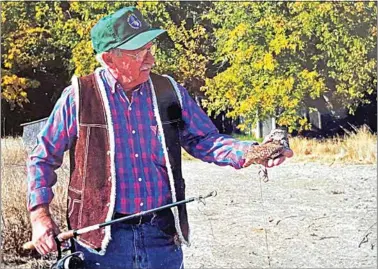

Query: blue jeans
74 219 184 269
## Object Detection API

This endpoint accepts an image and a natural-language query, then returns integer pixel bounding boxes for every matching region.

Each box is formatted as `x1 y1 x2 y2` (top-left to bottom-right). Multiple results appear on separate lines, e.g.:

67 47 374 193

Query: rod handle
22 230 75 250
58 230 75 241
22 241 35 250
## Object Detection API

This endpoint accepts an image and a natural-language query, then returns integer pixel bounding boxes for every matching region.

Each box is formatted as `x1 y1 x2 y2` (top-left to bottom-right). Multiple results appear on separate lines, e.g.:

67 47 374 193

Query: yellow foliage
72 40 99 76
269 33 289 55
355 2 365 12
222 23 248 54
1 73 39 108
263 53 275 71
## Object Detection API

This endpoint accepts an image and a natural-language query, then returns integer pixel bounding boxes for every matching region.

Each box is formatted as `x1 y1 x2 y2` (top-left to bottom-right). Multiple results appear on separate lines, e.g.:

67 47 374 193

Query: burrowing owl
243 128 290 182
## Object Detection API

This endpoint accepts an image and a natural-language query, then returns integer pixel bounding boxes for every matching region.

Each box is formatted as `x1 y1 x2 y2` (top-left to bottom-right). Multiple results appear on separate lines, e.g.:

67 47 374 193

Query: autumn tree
1 2 74 133
202 2 377 132
2 1 376 135
1 1 212 107
2 1 213 134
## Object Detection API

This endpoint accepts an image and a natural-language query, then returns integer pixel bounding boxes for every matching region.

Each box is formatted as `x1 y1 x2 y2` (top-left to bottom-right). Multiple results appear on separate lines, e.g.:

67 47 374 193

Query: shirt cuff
27 187 54 212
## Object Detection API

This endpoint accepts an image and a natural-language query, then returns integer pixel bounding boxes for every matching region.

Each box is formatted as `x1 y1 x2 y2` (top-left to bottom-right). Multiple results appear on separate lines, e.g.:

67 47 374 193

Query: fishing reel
50 238 85 269
51 252 85 269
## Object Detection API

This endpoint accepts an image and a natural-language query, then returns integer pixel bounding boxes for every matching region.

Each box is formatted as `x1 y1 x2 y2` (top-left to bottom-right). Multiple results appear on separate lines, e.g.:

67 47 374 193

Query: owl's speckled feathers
243 129 290 182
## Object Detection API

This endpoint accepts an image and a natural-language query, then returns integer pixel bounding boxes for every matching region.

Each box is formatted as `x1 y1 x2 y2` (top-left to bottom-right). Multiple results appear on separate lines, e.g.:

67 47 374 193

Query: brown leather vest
67 70 189 254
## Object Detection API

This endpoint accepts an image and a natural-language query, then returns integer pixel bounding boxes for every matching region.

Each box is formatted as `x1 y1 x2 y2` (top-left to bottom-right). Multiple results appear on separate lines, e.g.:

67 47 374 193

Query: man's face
105 42 155 89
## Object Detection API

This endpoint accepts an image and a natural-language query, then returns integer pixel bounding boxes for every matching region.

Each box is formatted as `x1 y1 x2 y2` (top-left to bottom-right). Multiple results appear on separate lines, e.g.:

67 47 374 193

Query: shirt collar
103 68 145 94
103 68 121 94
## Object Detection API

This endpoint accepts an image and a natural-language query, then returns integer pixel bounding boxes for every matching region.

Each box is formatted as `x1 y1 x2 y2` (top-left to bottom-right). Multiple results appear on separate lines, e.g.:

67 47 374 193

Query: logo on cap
128 13 142 29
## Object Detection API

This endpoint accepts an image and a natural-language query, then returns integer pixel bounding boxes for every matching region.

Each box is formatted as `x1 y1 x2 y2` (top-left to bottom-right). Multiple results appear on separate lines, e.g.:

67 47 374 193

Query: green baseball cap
91 7 166 53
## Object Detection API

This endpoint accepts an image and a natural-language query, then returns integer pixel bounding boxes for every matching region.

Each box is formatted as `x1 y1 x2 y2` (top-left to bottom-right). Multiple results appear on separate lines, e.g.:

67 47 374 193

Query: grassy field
1 126 376 268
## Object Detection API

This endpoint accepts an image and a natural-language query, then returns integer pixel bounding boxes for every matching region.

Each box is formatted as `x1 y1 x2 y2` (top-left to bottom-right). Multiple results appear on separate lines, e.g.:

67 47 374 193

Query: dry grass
1 137 69 268
290 125 377 164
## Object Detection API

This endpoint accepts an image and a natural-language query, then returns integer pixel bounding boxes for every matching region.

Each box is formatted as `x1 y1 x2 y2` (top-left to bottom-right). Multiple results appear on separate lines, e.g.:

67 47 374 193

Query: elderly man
27 6 293 269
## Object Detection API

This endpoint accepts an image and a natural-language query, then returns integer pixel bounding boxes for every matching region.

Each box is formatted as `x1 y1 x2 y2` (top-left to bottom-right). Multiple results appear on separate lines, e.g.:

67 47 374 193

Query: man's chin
140 69 152 79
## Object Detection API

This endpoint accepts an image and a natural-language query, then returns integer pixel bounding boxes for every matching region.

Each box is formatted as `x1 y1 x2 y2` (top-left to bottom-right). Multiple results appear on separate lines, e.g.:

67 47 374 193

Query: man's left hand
242 144 294 168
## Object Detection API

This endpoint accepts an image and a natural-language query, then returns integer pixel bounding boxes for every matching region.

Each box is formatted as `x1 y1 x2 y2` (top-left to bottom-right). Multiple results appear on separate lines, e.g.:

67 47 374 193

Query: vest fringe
94 68 117 254
71 75 80 138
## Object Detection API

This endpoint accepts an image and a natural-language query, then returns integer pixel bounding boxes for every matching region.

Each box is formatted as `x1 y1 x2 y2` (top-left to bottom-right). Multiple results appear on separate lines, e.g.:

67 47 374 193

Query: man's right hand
30 205 60 255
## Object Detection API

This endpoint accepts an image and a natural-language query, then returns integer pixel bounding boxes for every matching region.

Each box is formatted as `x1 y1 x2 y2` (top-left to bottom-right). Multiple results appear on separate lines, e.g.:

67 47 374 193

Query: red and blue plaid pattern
27 69 252 213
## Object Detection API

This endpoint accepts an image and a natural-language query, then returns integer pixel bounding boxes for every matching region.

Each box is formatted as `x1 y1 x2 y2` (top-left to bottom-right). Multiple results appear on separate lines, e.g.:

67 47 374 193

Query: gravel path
182 160 377 268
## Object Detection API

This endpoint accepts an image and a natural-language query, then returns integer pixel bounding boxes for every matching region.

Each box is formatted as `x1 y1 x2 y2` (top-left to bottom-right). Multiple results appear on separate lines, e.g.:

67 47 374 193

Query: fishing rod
23 191 217 269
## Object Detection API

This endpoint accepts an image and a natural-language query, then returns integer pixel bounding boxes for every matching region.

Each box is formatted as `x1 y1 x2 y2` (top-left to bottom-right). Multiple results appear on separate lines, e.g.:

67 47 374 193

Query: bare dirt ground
182 160 377 268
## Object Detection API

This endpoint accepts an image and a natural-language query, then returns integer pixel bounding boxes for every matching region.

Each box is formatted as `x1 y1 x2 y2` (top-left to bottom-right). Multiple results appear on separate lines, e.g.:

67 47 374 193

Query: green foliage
1 69 39 109
202 2 377 132
1 1 376 133
2 2 56 108
1 1 80 109
137 1 212 93
231 133 263 143
1 1 211 109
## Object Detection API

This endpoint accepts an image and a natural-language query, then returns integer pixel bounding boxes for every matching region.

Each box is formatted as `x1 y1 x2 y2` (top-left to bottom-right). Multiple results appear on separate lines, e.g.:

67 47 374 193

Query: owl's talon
258 166 269 182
